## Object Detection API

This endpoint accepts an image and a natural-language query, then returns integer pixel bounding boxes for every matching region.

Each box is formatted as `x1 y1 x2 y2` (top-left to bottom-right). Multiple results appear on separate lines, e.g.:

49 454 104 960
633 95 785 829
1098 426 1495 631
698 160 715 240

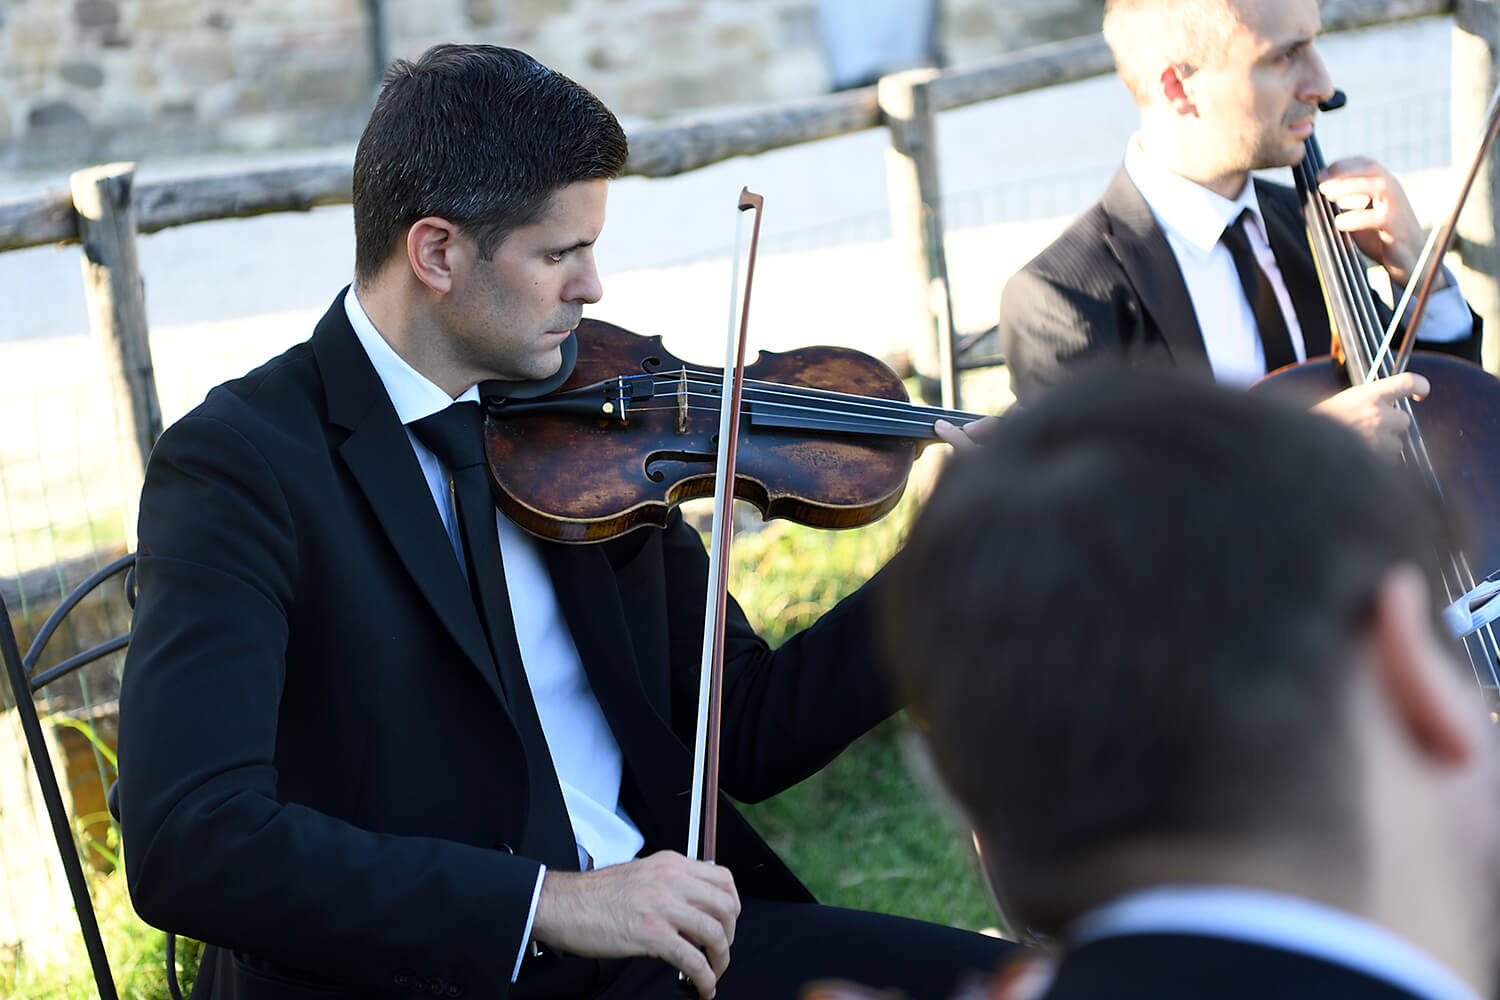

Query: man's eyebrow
555 236 598 252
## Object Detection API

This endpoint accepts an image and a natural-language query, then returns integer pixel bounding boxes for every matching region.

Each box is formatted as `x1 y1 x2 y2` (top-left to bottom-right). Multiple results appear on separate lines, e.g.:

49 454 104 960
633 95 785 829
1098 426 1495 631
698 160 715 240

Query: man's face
441 178 608 388
1179 0 1334 176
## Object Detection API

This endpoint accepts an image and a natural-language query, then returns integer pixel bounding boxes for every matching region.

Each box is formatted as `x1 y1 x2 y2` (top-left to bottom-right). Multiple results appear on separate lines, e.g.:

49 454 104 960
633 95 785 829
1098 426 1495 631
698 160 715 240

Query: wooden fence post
879 68 962 409
70 163 162 550
1453 0 1500 374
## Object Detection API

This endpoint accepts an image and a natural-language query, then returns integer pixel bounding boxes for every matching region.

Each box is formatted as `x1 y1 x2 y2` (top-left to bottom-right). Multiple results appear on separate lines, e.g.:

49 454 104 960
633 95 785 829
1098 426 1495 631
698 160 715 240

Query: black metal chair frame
0 552 185 1000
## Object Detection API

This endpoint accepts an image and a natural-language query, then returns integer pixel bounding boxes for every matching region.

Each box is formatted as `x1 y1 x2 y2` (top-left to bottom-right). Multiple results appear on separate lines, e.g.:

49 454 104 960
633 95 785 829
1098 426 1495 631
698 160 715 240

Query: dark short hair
352 43 628 284
883 370 1460 936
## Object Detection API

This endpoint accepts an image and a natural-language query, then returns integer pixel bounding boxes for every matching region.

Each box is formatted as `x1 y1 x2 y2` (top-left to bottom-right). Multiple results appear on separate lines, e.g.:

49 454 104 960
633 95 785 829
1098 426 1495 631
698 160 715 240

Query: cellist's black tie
410 402 579 872
1222 208 1298 374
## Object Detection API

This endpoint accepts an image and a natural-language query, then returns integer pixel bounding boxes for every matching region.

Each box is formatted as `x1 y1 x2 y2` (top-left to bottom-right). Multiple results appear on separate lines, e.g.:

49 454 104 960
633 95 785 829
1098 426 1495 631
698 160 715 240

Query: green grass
729 500 996 933
10 466 997 996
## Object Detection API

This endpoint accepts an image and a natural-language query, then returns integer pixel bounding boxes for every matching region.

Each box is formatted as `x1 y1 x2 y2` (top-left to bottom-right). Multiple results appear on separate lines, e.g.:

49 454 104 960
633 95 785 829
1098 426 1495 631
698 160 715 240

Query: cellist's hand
1312 371 1429 458
1317 157 1441 291
532 850 740 998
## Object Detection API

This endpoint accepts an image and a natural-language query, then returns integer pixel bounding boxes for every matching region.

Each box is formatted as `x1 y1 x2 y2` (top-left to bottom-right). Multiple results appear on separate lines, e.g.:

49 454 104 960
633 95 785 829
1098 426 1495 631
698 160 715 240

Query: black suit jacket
1035 933 1440 1000
999 168 1482 405
117 292 894 999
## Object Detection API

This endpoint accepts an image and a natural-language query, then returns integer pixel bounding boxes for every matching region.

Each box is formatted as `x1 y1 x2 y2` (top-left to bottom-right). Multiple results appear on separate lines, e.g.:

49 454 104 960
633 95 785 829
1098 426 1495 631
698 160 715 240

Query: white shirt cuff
1396 266 1470 343
511 865 547 983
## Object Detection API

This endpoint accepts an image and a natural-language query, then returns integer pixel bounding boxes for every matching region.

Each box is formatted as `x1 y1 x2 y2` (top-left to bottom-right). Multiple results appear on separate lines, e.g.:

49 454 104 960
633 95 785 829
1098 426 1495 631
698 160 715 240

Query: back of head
352 43 628 284
884 370 1457 936
1103 0 1240 106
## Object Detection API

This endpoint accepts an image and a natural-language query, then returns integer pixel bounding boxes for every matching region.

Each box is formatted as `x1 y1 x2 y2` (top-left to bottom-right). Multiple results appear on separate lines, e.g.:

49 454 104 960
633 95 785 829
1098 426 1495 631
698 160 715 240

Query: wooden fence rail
0 0 1451 254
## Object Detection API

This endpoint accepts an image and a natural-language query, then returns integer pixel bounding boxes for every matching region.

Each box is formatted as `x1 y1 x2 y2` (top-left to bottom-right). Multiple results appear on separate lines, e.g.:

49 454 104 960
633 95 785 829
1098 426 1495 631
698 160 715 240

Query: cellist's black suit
118 290 1011 1000
998 170 1482 404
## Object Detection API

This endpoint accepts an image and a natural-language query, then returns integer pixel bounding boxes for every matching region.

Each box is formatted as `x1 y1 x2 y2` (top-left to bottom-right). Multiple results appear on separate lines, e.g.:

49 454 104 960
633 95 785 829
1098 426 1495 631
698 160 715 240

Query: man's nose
1299 46 1335 106
568 260 603 304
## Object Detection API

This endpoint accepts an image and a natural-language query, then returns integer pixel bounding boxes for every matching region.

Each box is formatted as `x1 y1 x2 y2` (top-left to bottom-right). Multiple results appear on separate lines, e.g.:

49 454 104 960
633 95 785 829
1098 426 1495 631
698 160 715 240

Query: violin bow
685 187 765 867
1367 77 1500 378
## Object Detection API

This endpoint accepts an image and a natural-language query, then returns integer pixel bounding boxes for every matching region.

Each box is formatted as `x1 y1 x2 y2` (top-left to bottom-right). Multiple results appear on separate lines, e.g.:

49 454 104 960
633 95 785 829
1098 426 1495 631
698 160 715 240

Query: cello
1256 91 1500 708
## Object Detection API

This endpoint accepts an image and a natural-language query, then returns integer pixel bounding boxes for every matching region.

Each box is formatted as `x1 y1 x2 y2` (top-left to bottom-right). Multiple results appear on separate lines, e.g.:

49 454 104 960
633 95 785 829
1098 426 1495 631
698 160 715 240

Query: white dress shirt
1072 885 1483 1000
343 287 645 978
1124 137 1470 389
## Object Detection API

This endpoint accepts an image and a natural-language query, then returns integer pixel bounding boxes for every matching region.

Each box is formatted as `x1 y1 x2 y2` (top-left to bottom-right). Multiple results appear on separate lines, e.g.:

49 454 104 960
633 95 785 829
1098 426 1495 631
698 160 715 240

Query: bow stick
685 187 765 865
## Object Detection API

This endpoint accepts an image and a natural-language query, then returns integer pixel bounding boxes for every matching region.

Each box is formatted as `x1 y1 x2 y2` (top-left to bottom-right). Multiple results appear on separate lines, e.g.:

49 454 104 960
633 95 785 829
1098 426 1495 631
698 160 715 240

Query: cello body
1255 352 1500 582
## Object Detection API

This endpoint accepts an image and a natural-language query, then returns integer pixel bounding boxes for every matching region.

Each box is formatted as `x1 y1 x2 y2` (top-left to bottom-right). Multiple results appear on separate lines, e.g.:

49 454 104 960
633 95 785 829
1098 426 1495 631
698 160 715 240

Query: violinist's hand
532 850 739 998
1312 371 1429 458
935 416 1003 452
1317 157 1441 291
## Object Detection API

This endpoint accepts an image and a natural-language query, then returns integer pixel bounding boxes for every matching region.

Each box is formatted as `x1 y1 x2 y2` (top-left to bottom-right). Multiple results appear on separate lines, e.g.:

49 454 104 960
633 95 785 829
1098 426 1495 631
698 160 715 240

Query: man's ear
1369 565 1474 767
1159 64 1198 117
407 216 462 294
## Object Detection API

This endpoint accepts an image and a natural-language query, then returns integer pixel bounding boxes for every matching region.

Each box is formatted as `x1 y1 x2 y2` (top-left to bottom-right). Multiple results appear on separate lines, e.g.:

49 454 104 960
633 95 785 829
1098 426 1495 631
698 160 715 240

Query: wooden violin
481 318 984 543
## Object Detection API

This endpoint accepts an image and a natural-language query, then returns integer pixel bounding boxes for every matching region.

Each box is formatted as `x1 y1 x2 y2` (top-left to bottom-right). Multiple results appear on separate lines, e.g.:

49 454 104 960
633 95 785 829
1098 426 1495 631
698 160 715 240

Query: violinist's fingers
532 851 740 998
935 416 1002 451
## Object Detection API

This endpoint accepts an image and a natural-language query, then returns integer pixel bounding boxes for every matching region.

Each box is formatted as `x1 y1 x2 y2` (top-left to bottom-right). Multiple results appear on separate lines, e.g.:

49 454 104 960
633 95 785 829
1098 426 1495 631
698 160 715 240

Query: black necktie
1221 208 1298 374
409 402 579 872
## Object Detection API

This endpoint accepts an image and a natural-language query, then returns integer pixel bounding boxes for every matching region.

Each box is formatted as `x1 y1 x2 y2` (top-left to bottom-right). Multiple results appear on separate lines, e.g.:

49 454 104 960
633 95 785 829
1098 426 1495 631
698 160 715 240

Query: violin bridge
676 368 689 434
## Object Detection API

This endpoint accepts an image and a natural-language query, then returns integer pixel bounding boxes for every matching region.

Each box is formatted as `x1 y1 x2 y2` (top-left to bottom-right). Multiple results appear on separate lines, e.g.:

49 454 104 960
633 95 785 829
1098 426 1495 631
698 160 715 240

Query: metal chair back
1 553 135 1000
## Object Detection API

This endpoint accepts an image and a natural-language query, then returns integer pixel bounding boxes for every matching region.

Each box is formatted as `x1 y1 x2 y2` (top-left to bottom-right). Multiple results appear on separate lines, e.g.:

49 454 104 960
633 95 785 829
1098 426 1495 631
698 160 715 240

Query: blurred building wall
0 0 1102 169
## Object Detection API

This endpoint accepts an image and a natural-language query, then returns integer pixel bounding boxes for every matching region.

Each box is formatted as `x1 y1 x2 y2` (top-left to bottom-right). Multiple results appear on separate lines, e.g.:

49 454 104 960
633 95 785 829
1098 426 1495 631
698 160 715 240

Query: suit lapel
1257 179 1333 358
1100 168 1214 376
310 291 509 707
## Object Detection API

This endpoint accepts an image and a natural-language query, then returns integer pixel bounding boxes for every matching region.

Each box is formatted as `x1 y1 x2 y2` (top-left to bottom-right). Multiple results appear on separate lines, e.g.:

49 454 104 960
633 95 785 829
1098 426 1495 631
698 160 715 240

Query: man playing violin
117 43 1009 1000
885 369 1500 1000
998 0 1482 452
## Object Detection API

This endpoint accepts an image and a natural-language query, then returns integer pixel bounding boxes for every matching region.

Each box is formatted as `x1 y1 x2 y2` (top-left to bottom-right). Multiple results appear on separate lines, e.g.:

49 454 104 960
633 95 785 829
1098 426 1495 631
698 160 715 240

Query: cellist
116 42 1011 1000
997 0 1482 452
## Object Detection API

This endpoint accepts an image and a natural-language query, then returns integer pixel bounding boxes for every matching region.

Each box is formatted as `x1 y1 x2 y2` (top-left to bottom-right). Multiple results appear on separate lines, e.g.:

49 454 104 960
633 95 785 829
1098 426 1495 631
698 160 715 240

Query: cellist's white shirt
345 286 645 978
1125 137 1470 389
1073 885 1482 1000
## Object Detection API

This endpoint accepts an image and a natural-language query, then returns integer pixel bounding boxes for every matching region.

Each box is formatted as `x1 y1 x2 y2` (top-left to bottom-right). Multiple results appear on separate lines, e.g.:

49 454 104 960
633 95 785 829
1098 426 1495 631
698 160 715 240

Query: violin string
615 371 982 426
622 393 946 433
1303 138 1500 689
631 370 985 421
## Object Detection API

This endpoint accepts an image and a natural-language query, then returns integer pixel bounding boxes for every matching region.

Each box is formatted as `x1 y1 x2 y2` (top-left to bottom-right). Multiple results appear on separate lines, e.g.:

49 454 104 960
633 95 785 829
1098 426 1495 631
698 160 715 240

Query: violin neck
746 386 982 442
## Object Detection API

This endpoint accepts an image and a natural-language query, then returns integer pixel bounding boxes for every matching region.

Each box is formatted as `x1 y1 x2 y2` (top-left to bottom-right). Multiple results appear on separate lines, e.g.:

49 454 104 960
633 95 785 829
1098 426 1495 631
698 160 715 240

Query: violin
1255 93 1500 703
481 318 984 543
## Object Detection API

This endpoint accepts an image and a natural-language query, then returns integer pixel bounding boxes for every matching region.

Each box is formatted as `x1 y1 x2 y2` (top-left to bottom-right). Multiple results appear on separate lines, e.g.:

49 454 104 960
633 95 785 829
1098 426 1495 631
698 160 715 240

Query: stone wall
0 0 1103 169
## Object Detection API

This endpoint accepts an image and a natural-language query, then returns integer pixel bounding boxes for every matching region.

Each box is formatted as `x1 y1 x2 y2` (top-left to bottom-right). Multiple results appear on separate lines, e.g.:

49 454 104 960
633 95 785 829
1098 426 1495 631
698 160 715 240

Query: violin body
1255 351 1500 589
484 319 922 543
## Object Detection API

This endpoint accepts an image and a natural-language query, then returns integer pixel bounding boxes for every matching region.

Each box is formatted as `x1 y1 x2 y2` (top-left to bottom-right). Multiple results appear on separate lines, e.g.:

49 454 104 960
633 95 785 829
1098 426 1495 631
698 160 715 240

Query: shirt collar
343 285 479 426
1124 136 1268 258
1071 884 1483 1000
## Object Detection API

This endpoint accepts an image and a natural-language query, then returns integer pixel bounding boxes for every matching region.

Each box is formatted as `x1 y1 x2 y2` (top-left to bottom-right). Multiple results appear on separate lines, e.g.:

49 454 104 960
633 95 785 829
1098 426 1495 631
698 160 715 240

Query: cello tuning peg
1319 90 1347 112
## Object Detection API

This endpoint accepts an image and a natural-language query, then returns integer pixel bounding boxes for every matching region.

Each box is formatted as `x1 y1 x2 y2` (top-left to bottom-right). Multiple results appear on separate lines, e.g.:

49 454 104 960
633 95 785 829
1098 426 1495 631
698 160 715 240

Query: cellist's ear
1160 64 1198 117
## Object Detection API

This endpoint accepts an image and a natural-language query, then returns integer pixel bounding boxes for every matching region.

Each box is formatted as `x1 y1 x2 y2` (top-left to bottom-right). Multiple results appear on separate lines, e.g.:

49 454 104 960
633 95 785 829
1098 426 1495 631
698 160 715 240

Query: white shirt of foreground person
345 287 646 979
1124 137 1471 389
1072 885 1483 1000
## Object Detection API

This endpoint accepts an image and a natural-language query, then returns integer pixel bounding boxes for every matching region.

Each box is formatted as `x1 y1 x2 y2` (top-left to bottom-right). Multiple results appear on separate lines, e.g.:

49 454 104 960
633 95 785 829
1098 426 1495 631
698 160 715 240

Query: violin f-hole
645 450 717 483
